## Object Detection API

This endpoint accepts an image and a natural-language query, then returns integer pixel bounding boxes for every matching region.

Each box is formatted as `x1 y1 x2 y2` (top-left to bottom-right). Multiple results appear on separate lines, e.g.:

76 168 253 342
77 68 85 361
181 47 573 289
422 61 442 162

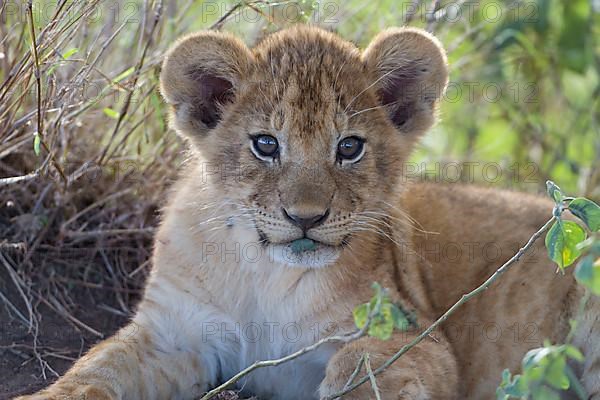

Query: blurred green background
335 0 600 197
2 0 598 199
177 0 600 197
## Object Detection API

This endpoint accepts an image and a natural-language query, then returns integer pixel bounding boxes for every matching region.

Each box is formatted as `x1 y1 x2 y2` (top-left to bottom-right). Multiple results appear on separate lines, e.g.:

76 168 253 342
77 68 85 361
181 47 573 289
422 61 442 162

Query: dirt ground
0 270 127 399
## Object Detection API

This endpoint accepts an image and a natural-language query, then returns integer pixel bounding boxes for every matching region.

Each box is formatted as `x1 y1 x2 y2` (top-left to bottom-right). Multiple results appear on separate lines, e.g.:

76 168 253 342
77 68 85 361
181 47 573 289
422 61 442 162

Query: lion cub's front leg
16 324 167 400
319 333 458 400
16 290 220 400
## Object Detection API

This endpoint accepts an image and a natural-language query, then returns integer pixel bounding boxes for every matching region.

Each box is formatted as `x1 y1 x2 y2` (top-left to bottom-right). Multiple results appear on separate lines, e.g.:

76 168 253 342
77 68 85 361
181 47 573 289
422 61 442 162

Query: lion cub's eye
337 136 365 162
252 134 279 158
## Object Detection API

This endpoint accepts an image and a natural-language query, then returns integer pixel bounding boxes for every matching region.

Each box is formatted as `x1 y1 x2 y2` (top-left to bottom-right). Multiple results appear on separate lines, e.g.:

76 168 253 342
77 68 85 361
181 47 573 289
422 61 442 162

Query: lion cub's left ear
362 28 448 136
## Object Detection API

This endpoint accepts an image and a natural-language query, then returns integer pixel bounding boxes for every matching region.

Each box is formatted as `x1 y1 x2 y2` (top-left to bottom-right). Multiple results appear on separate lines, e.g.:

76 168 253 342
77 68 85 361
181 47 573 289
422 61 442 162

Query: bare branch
200 291 386 400
365 353 382 400
343 352 366 391
0 171 39 187
324 216 556 399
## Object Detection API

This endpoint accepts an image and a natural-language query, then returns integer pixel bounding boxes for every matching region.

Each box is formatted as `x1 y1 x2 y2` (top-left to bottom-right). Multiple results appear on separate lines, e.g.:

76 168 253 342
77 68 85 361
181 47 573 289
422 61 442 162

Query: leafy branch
323 214 557 399
497 341 586 400
544 181 600 293
545 181 600 271
498 182 600 400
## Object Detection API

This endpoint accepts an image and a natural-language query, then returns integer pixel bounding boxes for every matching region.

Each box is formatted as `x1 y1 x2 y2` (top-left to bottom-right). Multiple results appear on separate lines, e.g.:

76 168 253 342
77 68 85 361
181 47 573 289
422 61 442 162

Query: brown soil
0 269 127 399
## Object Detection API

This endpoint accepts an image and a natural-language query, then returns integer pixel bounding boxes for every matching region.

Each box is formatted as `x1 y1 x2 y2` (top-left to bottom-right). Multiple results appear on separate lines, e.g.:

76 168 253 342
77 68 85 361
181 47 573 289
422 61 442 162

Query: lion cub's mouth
289 238 319 253
269 237 342 268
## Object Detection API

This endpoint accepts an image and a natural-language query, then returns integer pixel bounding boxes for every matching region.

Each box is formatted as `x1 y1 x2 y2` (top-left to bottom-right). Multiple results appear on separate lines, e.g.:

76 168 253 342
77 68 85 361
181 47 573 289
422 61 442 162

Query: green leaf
113 66 135 83
505 376 527 397
368 303 394 340
103 107 120 119
575 255 600 296
545 221 565 269
569 198 600 232
563 345 585 363
497 369 528 399
355 283 405 339
390 304 409 331
47 48 79 75
545 356 569 390
502 343 586 399
353 303 369 329
33 133 41 156
501 368 511 384
62 47 79 59
546 181 564 204
545 221 587 269
526 365 544 382
495 387 508 400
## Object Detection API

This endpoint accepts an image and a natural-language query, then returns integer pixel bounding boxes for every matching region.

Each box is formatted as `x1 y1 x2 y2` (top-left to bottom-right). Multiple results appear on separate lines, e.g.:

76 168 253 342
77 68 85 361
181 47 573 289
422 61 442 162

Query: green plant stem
566 365 588 400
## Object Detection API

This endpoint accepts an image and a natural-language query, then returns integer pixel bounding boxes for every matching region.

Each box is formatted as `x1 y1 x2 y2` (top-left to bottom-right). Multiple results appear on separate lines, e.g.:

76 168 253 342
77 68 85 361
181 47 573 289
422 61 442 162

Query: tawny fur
17 25 600 400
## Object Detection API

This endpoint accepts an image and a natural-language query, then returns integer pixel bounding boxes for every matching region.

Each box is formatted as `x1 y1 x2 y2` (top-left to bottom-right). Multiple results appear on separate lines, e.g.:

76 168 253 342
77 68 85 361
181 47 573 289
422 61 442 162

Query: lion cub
18 26 600 400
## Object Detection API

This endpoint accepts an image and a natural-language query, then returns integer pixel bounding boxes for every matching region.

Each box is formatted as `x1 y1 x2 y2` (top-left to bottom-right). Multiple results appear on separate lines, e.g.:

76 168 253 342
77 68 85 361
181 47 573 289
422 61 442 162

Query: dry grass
0 1 174 383
0 0 302 386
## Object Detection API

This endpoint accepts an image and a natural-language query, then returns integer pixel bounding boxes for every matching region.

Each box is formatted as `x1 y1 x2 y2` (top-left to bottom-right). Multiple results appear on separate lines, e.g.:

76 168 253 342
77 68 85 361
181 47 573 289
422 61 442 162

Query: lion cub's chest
218 320 338 399
207 265 342 399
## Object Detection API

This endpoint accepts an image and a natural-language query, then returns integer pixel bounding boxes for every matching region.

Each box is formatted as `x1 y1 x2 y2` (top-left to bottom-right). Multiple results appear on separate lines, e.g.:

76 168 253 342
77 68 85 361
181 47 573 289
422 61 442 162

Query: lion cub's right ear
362 28 448 138
160 31 254 137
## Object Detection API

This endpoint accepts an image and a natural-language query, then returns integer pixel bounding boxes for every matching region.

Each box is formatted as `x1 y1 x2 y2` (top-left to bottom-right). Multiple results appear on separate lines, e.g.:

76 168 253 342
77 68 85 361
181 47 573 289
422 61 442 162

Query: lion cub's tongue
290 238 317 254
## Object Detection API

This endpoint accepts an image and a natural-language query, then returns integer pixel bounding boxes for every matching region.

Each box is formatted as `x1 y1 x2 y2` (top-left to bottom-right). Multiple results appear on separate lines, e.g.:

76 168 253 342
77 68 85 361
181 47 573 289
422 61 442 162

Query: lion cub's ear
362 28 448 136
160 31 254 137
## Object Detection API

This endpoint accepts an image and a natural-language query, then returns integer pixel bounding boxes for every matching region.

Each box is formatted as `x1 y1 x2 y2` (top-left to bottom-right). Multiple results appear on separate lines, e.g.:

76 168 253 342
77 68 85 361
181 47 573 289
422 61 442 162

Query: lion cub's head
160 26 447 268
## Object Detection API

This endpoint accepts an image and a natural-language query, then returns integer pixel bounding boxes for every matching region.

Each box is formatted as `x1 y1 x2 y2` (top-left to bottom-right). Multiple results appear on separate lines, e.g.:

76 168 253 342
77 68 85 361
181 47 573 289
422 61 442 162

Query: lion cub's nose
282 208 330 231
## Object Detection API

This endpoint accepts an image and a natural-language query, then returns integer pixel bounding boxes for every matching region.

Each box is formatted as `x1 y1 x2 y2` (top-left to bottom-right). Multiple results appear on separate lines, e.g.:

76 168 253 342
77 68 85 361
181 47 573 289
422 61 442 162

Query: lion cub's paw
319 348 377 400
15 383 116 400
319 380 378 400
